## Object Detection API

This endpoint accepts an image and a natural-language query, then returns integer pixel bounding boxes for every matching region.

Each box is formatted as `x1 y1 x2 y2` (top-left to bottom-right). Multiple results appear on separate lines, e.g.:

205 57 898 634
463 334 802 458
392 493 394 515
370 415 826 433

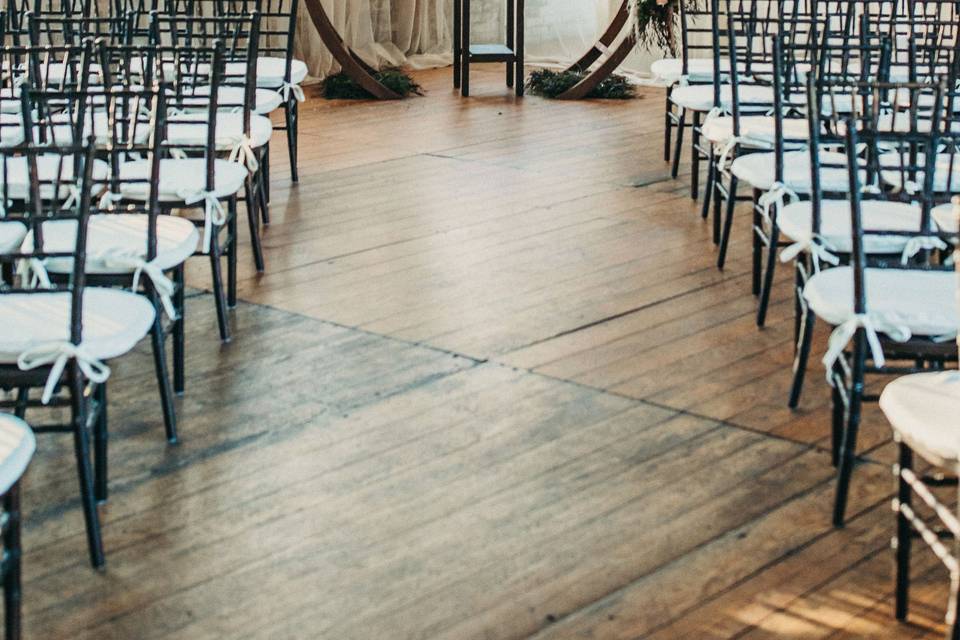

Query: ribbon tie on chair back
17 341 111 404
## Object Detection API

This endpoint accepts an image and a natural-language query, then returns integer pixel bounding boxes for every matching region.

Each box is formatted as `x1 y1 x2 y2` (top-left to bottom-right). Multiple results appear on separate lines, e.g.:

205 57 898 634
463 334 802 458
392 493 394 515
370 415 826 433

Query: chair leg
93 383 108 503
712 166 722 245
244 178 265 273
895 440 912 621
690 111 701 200
69 364 104 569
833 366 863 527
756 218 779 327
208 223 231 342
788 302 815 409
700 148 714 220
752 192 763 295
284 98 299 183
148 296 178 444
830 367 844 467
664 89 673 162
671 110 686 179
173 264 185 395
717 175 738 269
3 484 21 640
228 197 238 309
262 141 271 210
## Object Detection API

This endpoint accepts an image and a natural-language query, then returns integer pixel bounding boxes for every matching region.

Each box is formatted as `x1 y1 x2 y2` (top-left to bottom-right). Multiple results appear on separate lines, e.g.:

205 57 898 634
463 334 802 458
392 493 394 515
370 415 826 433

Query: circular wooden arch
302 0 402 99
556 0 636 99
303 0 640 100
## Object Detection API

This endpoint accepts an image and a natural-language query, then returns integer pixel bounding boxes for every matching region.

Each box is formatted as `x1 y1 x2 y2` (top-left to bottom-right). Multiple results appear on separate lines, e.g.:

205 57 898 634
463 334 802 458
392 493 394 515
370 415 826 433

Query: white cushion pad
29 215 199 274
703 115 808 146
804 266 959 337
0 415 36 495
934 202 960 233
778 200 922 255
166 113 273 150
881 372 960 465
731 150 851 192
0 154 111 200
651 57 729 83
191 86 284 115
880 153 960 192
118 158 248 202
0 288 155 363
671 84 774 112
0 221 26 254
254 56 307 88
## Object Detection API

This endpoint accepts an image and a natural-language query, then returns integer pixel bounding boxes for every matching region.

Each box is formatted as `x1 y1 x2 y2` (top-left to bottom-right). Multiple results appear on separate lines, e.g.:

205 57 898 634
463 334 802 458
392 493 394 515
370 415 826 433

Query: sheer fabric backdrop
296 0 662 79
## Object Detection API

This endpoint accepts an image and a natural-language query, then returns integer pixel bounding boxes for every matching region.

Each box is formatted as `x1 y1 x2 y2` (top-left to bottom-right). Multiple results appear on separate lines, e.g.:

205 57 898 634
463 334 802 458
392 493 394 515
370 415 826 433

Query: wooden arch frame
555 0 637 99
302 0 402 99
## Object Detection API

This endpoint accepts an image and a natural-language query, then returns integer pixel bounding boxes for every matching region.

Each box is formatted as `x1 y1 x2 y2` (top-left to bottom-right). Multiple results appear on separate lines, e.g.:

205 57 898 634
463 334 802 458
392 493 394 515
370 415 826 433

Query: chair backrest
26 12 133 46
0 133 98 347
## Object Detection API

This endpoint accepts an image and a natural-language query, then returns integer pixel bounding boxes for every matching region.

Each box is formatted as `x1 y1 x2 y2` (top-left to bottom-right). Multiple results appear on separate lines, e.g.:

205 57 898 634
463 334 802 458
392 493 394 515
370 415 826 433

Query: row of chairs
0 1 309 636
656 0 960 634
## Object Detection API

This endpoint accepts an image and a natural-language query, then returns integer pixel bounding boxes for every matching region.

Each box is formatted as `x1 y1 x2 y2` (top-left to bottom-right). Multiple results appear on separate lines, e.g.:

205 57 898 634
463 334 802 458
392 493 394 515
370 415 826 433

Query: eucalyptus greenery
322 68 423 99
634 0 706 56
525 68 636 100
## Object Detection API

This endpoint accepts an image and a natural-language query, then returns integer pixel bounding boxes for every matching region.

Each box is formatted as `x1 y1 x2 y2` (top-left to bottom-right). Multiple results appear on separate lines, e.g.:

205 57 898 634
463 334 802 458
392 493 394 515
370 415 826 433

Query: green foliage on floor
322 68 423 99
525 69 636 100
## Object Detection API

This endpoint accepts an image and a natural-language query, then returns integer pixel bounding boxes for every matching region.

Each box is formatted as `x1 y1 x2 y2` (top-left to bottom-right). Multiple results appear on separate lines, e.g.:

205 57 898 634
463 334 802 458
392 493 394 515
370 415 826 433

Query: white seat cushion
934 202 960 233
0 154 111 200
671 84 774 112
0 221 26 254
804 266 959 337
253 56 307 88
41 111 152 146
880 153 960 192
881 372 960 466
118 158 248 202
0 415 36 495
190 86 284 115
731 150 851 192
166 112 273 151
778 200 922 255
702 115 808 146
651 57 729 83
0 113 23 147
0 288 155 363
29 215 199 274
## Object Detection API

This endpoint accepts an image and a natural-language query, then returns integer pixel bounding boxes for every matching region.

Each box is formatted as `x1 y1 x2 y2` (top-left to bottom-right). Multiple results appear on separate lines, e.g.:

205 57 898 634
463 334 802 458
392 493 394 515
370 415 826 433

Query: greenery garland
525 69 636 100
322 68 422 99
634 0 706 56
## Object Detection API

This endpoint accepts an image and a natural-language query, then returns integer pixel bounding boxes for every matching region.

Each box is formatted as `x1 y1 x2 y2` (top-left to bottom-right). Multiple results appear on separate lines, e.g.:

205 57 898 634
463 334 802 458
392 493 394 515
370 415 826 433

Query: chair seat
881 372 960 467
253 56 307 88
778 200 922 255
118 158 248 203
880 153 960 192
0 288 155 363
731 150 850 192
933 202 960 233
804 266 959 338
0 221 26 254
42 111 152 146
0 154 111 200
190 86 284 115
167 113 273 151
670 84 774 112
702 115 808 146
0 415 36 495
29 215 200 274
652 57 729 83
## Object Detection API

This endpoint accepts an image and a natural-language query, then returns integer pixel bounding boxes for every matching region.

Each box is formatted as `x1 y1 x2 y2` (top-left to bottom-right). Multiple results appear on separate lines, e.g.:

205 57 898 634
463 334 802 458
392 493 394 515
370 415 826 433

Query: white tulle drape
296 0 663 79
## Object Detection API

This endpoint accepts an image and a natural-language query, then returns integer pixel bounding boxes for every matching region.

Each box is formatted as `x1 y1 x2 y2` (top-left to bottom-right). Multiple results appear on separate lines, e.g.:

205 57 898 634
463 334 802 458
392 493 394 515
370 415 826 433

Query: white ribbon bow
779 234 841 272
822 313 911 384
229 135 259 173
97 250 178 320
901 235 949 265
758 182 799 225
98 191 125 210
178 188 227 253
278 81 305 103
15 258 51 289
61 184 82 211
17 341 111 404
716 136 744 170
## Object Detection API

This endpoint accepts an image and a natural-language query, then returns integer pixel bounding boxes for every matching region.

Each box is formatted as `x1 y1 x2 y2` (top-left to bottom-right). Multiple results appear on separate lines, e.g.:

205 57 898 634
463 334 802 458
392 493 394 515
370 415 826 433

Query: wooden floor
16 67 952 638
